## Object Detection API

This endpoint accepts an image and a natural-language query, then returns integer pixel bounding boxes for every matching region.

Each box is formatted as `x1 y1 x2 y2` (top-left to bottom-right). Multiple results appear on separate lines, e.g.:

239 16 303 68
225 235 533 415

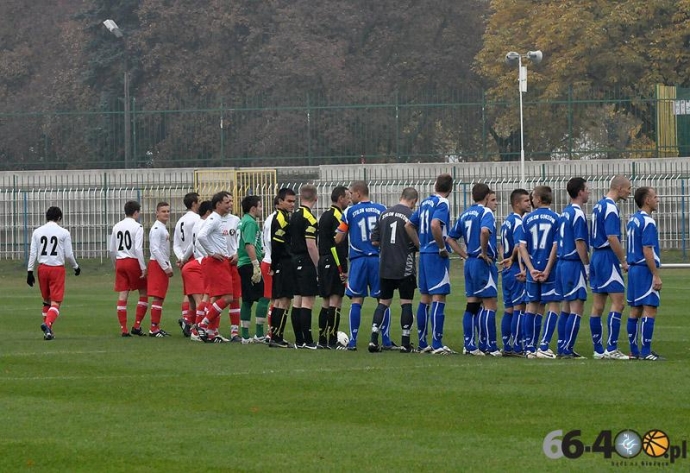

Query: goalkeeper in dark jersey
367 187 419 353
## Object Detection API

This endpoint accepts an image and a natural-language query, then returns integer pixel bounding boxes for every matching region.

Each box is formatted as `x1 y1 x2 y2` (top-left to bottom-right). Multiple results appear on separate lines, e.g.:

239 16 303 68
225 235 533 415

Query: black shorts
238 264 264 303
272 258 296 300
379 275 417 300
293 255 319 297
318 254 346 298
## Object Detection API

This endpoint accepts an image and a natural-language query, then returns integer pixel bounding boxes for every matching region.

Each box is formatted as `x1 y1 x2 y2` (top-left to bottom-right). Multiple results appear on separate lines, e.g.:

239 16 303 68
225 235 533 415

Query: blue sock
557 311 569 354
348 303 361 346
627 318 640 357
539 311 557 351
430 301 446 349
417 303 429 348
534 314 543 350
486 309 498 351
640 316 655 357
381 307 391 346
477 309 487 351
501 311 513 351
511 310 523 352
590 316 604 354
606 311 622 352
523 312 535 352
463 311 476 350
563 313 581 354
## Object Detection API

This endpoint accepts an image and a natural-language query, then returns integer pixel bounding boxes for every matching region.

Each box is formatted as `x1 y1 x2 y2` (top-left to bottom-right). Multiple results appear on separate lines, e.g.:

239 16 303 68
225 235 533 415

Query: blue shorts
525 266 560 303
626 265 660 307
464 257 498 298
418 253 450 295
346 256 380 298
558 260 588 301
502 264 525 308
590 248 624 294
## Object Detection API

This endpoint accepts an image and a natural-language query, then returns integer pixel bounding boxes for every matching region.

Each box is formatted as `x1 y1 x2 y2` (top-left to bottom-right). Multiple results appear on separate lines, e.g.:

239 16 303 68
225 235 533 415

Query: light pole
505 50 543 188
103 19 131 169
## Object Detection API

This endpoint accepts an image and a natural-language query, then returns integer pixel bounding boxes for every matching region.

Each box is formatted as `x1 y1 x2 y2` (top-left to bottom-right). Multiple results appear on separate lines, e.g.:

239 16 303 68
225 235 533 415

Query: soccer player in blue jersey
449 183 500 356
557 177 590 358
518 186 560 358
589 175 632 360
626 187 664 361
335 181 387 350
498 189 531 357
405 174 464 355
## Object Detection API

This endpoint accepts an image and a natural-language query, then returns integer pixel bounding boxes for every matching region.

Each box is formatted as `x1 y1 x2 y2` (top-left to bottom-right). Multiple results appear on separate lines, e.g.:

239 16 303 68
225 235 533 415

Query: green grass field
1 258 689 472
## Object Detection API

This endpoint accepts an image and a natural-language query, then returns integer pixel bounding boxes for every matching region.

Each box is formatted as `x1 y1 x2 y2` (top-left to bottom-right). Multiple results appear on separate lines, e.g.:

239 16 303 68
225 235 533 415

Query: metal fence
2 165 688 262
1 87 686 171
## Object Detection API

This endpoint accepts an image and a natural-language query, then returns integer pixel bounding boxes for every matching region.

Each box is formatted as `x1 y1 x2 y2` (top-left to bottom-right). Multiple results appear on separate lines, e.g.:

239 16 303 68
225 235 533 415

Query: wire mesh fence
2 164 689 262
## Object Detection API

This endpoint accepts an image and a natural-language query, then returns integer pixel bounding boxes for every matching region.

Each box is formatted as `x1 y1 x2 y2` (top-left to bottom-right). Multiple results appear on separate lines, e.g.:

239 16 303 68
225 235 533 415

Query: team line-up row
26 175 663 360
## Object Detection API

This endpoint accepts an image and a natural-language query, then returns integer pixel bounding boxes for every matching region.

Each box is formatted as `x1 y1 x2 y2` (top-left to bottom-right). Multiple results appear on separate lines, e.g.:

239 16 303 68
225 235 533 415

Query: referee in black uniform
317 186 351 348
290 184 320 349
268 188 297 348
368 187 419 353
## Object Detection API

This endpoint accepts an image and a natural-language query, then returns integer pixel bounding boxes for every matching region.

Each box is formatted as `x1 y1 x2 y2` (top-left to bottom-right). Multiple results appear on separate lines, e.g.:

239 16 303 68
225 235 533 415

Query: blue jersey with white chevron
557 204 589 260
409 194 450 254
449 204 497 259
590 197 620 249
500 212 524 260
626 211 660 267
520 207 559 271
338 201 385 260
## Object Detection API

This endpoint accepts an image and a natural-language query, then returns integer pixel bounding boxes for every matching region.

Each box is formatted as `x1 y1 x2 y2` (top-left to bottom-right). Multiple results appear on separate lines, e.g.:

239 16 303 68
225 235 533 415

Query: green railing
0 88 683 170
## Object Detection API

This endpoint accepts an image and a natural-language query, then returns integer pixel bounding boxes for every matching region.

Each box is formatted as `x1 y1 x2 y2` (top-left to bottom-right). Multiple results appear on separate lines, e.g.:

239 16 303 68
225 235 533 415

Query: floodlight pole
518 55 526 189
505 50 542 188
104 19 130 169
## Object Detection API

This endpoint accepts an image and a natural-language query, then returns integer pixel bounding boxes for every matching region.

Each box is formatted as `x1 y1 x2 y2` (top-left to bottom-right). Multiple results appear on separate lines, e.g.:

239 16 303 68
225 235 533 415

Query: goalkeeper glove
27 271 35 287
75 267 81 276
251 260 262 284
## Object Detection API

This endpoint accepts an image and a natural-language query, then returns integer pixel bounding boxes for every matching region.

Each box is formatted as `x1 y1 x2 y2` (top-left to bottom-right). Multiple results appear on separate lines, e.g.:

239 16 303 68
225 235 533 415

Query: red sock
42 305 49 323
117 303 128 333
195 301 207 324
181 301 192 324
209 316 220 332
45 307 59 328
134 297 148 329
150 301 162 332
205 299 228 326
229 301 240 336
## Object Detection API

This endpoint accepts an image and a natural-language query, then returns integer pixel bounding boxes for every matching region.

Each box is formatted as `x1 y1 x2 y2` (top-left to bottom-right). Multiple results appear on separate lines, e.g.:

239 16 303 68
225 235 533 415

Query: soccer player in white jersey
589 175 632 359
261 197 278 341
173 192 200 336
195 191 237 343
626 187 664 361
187 200 213 341
110 201 148 337
147 202 173 337
27 206 80 340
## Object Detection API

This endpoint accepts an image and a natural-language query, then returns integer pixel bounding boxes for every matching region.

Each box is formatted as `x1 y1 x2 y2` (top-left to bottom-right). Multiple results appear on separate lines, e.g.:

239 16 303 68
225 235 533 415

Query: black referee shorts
379 275 417 300
293 254 319 297
318 254 346 298
272 258 296 300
